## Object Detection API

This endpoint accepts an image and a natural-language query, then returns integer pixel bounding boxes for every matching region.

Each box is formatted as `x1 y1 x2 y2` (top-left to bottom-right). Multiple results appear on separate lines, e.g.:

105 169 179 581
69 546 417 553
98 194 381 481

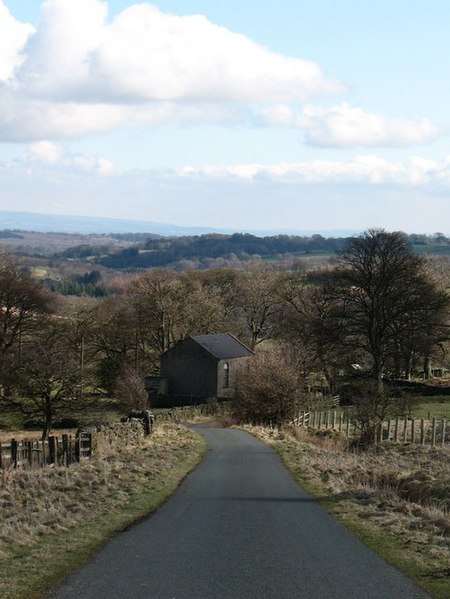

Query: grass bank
0 423 206 599
244 425 450 599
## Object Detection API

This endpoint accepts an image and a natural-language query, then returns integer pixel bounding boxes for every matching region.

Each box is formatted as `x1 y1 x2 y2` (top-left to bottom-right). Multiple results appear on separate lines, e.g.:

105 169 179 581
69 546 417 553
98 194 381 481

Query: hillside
97 232 346 269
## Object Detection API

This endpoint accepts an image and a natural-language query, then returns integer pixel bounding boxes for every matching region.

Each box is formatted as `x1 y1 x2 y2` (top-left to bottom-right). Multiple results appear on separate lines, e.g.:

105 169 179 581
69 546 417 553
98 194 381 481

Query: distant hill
0 211 220 236
0 210 358 238
97 233 349 269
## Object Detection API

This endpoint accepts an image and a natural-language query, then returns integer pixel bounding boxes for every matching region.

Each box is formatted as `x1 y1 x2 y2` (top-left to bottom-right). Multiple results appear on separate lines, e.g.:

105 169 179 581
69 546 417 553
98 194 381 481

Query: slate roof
191 333 253 359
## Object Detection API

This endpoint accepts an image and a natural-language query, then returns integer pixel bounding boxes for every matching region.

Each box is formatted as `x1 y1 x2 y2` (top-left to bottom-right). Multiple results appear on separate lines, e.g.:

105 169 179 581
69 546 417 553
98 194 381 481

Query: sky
0 0 450 233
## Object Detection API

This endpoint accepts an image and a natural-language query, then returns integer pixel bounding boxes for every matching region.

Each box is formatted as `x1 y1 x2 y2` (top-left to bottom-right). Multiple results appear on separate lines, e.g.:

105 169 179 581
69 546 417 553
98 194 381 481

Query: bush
340 381 391 446
233 348 306 425
115 365 149 411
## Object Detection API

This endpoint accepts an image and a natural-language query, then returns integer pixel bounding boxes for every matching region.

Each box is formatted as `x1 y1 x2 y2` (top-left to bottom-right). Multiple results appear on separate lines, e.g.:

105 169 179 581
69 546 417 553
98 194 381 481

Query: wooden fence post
75 435 81 462
442 420 446 447
394 418 399 443
403 416 408 443
420 419 425 445
411 419 416 444
143 412 151 436
431 418 437 447
48 436 56 464
11 439 18 469
62 434 69 466
26 441 33 468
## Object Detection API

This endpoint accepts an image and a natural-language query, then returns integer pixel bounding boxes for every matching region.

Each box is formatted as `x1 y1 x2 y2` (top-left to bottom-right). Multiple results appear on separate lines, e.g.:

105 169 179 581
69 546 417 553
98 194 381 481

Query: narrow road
47 427 429 598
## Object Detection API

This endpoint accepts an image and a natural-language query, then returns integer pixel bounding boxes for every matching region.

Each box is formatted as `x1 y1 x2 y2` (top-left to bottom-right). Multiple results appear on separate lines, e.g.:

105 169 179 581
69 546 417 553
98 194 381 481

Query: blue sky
0 0 449 233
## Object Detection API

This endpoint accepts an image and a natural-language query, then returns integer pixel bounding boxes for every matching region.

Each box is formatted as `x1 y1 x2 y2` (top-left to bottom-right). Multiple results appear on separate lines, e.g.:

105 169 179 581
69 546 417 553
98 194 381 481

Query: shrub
233 348 306 425
115 365 149 411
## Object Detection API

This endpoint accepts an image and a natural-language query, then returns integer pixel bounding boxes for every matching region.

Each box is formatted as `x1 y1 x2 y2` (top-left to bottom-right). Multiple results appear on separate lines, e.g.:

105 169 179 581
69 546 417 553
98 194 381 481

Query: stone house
146 333 253 406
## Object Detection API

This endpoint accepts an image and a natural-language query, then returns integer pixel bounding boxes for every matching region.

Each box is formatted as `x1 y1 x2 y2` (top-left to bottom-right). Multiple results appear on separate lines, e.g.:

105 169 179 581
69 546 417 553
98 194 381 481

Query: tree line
62 231 450 270
0 230 449 440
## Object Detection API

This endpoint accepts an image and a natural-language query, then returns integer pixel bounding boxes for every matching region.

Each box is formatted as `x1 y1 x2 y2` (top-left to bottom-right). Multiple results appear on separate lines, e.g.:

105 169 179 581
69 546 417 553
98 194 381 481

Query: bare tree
7 320 83 439
0 250 53 387
233 268 281 349
276 273 349 392
130 270 227 360
89 297 138 395
340 381 391 447
326 230 450 392
115 364 148 411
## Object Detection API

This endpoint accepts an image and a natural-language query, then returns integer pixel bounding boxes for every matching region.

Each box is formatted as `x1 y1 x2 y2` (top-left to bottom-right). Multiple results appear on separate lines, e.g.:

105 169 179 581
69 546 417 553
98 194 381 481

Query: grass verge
0 423 206 599
242 425 450 599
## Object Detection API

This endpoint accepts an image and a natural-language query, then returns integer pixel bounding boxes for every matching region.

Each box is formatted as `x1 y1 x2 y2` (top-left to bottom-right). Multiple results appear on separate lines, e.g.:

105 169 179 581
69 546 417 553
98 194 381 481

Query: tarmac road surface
47 427 429 598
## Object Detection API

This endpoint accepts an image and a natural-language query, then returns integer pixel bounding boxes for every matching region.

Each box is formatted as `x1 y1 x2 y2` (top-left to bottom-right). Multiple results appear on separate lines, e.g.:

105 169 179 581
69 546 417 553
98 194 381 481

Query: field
0 396 124 441
316 394 450 421
413 397 450 419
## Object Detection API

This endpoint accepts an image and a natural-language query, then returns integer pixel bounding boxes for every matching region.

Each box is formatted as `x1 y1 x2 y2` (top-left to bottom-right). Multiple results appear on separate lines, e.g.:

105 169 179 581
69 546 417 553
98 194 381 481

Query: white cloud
87 4 343 103
5 142 450 188
0 0 443 150
0 0 343 141
71 155 115 175
2 151 450 233
27 140 63 164
0 0 34 82
0 91 247 141
258 103 442 148
17 0 107 99
21 141 115 175
179 155 450 186
0 92 131 141
301 104 440 147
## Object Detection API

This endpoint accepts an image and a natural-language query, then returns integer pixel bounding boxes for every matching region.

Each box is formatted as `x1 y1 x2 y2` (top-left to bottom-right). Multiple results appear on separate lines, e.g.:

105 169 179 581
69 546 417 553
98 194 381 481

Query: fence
293 410 449 447
0 432 92 471
0 412 155 472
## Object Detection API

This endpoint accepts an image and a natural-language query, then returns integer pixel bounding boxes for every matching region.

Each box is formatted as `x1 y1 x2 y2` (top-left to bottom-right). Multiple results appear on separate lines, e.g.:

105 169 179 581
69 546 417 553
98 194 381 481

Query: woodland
0 228 450 440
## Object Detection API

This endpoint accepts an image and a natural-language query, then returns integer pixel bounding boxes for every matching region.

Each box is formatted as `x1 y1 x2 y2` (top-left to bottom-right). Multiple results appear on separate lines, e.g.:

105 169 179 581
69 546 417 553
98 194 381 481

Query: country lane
46 426 429 599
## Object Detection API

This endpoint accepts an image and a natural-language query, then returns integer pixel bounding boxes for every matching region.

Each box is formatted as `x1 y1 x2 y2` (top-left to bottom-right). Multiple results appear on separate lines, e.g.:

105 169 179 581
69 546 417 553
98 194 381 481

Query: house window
223 362 230 388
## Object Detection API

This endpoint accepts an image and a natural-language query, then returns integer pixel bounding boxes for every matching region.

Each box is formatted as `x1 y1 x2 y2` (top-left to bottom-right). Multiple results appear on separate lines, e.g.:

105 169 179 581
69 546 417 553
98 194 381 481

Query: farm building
146 333 253 407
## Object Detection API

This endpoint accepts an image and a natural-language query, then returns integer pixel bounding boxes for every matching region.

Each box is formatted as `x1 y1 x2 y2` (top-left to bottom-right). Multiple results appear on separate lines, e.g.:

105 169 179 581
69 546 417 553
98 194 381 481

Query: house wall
161 337 218 401
216 357 250 399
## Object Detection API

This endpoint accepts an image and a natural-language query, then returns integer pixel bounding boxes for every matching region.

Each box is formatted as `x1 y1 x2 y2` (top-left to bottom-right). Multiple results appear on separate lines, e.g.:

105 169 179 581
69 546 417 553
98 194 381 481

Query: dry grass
0 429 76 443
0 423 206 599
243 425 450 599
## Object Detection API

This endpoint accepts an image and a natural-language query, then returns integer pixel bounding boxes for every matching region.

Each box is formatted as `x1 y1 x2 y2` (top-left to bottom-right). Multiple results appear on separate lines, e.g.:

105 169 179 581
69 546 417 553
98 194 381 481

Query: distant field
413 397 450 419
316 393 450 420
0 397 124 440
413 244 450 256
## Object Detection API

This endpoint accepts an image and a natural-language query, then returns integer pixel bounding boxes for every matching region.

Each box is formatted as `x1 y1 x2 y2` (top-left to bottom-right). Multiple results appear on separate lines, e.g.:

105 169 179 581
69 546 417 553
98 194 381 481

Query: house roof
191 333 253 359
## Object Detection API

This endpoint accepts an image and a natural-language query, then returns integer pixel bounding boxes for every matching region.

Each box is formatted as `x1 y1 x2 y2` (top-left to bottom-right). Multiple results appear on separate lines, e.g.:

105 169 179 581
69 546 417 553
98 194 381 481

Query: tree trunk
42 397 53 440
424 356 432 379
